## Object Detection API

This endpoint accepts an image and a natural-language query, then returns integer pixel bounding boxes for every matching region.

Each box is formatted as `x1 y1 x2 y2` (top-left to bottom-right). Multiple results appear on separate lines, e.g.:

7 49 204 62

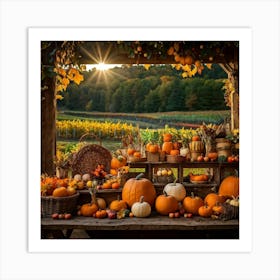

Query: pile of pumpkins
78 172 239 219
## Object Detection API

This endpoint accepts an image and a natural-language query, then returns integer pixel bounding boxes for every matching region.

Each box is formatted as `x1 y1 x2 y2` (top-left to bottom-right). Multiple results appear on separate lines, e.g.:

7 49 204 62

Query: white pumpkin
163 180 186 201
82 173 91 182
180 147 189 157
131 196 151 218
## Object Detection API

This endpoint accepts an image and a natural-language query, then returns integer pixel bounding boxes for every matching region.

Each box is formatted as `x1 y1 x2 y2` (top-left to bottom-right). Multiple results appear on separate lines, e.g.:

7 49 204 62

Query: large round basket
41 192 80 217
71 144 112 175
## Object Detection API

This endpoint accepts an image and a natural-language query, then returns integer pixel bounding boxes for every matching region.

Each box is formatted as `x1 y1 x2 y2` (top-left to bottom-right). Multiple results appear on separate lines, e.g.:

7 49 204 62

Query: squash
182 192 204 215
109 195 127 211
198 204 213 217
80 203 98 216
96 197 107 209
111 154 127 169
95 209 107 219
80 188 99 216
218 175 239 198
52 187 68 197
170 149 180 156
204 193 225 208
131 196 151 218
163 179 186 201
155 191 179 215
163 133 172 142
212 203 225 215
147 144 159 154
162 141 173 155
122 173 156 207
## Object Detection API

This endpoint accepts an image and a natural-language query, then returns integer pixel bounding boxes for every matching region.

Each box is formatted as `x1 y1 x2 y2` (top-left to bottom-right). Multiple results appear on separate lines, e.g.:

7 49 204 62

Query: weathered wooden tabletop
41 215 238 231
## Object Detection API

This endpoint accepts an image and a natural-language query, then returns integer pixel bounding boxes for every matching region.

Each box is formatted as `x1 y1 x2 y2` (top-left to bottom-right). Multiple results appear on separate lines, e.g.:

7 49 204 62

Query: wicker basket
71 144 112 175
146 152 160 162
166 155 185 163
41 192 80 217
153 174 175 184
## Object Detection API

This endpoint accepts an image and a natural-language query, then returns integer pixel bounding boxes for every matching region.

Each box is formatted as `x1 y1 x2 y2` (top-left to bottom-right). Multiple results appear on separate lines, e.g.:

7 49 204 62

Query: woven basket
153 174 175 184
71 144 112 175
166 155 185 163
41 192 80 217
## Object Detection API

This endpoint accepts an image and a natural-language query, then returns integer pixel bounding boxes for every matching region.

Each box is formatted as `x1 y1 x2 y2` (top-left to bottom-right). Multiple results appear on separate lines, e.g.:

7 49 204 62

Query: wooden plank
41 215 238 231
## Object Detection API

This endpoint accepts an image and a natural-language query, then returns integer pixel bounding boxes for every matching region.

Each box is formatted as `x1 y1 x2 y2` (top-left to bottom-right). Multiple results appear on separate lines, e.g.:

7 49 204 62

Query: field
57 110 230 129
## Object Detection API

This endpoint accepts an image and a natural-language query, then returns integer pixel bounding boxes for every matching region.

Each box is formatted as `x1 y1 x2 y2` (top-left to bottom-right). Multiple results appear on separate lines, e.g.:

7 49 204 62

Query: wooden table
41 214 239 239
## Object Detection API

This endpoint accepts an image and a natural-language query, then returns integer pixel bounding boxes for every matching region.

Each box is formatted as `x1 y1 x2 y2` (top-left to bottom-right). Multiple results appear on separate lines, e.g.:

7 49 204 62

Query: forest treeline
57 64 228 113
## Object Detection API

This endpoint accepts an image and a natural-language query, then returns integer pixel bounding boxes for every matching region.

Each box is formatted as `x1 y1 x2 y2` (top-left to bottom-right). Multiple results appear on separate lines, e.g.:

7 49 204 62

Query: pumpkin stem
191 192 195 198
140 196 145 203
136 173 145 180
173 178 178 185
163 190 168 196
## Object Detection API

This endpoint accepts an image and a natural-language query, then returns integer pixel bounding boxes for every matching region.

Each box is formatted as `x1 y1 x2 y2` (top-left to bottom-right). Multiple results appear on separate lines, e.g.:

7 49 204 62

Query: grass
57 110 230 129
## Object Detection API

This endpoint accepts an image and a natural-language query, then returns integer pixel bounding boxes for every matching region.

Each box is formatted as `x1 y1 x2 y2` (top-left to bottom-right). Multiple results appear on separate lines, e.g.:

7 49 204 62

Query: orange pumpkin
212 203 225 215
182 193 204 215
198 204 213 217
110 169 118 176
52 187 68 197
122 173 156 207
111 182 121 189
218 175 239 198
148 144 159 154
162 141 174 155
127 148 136 156
95 209 107 219
208 152 218 161
192 135 200 141
170 149 180 156
109 195 127 211
111 155 127 169
163 133 172 142
133 151 141 158
80 203 98 217
155 191 179 215
204 193 225 208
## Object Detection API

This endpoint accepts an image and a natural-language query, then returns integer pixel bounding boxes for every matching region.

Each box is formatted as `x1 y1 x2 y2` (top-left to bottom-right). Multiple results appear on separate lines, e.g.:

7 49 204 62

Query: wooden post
41 76 56 175
219 63 239 131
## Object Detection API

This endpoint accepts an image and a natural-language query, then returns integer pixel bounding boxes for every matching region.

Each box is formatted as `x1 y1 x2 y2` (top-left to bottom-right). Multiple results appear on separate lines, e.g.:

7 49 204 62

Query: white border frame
28 27 252 253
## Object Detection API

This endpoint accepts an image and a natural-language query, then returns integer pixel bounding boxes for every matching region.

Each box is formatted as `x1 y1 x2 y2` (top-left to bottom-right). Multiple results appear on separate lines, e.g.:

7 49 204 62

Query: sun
86 63 119 71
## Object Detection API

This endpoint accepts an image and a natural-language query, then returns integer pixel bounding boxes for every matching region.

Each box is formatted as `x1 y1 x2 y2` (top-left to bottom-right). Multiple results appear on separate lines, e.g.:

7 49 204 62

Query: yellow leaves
67 68 84 85
55 66 84 92
56 94 63 100
143 64 151 70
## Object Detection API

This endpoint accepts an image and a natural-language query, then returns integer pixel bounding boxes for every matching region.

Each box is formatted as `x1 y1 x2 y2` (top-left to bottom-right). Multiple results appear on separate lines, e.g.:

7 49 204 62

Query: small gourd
131 196 151 218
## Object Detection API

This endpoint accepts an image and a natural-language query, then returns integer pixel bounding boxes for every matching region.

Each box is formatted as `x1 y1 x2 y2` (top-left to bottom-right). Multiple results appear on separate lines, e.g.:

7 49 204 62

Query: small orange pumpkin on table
109 195 127 212
155 190 179 216
182 192 204 215
198 203 213 217
79 188 99 217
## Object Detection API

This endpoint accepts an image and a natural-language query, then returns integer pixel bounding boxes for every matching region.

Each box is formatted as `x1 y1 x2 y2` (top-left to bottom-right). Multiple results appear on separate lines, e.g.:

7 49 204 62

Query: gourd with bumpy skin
155 191 179 215
122 173 156 207
163 179 186 202
131 196 151 218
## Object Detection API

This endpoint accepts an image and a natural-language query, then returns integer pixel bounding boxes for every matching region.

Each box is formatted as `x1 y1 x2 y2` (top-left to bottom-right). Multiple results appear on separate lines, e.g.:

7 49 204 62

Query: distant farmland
57 110 230 129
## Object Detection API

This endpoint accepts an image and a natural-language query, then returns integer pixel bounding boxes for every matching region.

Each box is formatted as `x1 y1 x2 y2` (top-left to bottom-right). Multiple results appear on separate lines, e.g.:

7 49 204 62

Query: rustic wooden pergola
41 41 239 175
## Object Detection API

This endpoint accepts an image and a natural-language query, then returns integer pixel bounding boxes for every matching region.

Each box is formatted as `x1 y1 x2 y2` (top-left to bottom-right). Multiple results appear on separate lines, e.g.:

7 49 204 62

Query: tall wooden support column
41 77 56 175
219 63 239 131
